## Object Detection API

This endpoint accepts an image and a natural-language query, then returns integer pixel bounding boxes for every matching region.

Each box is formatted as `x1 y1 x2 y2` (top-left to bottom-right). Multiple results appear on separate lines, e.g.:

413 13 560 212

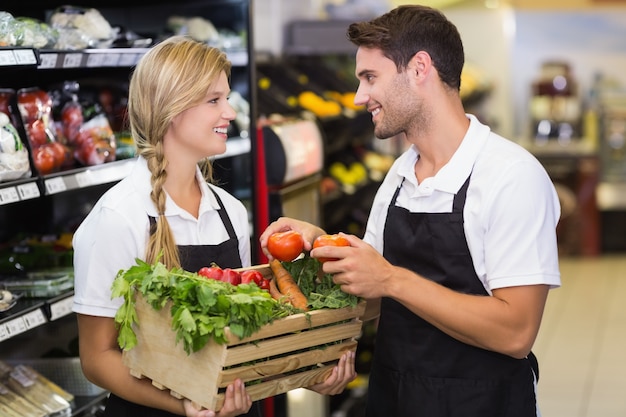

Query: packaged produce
16 87 66 175
0 112 31 182
0 12 57 48
51 81 117 166
49 6 115 49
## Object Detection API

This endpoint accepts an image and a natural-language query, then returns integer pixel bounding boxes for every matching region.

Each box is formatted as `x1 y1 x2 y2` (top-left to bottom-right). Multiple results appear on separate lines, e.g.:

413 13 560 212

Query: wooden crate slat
225 301 366 345
213 364 336 411
223 321 362 367
218 340 357 387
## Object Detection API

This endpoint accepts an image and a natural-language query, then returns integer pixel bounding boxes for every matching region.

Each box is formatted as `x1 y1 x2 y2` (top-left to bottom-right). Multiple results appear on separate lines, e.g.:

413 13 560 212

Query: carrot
270 259 309 311
268 277 285 302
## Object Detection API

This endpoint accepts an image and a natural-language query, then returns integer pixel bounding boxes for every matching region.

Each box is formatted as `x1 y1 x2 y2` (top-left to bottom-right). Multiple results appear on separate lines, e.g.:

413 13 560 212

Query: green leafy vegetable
112 259 292 354
282 257 360 310
112 256 360 356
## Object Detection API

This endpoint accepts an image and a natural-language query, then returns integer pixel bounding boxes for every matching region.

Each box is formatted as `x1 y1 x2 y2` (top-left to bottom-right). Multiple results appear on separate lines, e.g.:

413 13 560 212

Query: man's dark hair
347 5 465 91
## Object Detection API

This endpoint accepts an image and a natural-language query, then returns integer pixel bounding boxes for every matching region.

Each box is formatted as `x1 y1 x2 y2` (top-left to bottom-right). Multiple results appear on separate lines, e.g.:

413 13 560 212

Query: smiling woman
71 35 255 417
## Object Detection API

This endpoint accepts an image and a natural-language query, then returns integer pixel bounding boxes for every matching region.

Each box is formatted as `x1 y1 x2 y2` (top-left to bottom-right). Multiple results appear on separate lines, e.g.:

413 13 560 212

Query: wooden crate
122 265 366 411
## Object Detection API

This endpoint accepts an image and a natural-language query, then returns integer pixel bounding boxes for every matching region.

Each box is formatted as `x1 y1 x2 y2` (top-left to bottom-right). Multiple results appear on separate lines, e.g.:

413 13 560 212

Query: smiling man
261 5 561 417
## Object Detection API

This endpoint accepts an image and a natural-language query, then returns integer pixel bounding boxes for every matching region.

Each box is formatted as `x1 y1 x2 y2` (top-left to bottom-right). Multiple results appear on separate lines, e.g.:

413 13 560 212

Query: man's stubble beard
373 75 428 141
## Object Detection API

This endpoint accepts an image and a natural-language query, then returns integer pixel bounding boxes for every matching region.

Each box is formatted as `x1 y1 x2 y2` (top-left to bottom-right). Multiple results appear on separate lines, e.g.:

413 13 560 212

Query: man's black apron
104 189 253 417
365 174 539 417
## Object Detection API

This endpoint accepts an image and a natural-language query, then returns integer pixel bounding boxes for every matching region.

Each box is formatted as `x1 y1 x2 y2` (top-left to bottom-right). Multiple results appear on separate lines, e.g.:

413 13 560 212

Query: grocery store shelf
1 46 248 70
0 136 251 203
0 291 74 342
0 48 38 67
42 158 136 195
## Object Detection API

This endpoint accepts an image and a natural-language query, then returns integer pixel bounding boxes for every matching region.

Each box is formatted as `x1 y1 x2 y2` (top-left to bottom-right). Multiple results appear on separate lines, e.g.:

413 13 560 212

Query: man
261 5 561 417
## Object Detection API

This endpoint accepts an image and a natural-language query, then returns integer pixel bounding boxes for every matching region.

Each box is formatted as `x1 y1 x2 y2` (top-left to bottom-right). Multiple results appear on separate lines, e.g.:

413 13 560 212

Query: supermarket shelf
1 46 248 70
42 158 137 195
0 291 75 342
0 177 41 205
0 48 38 67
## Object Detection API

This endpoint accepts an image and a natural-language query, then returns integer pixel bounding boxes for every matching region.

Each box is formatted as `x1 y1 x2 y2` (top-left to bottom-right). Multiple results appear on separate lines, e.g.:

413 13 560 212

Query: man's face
354 47 423 139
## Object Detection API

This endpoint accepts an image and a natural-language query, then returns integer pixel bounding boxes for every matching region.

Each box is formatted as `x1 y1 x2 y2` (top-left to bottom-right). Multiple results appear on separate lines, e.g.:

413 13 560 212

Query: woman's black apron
104 189 253 417
365 174 539 417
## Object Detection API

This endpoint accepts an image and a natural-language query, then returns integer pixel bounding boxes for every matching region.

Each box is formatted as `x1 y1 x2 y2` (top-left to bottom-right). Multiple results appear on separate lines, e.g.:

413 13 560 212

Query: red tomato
198 266 223 281
240 270 264 287
313 234 350 263
32 145 56 175
222 268 241 285
46 141 66 168
259 278 271 291
27 119 49 147
267 231 304 262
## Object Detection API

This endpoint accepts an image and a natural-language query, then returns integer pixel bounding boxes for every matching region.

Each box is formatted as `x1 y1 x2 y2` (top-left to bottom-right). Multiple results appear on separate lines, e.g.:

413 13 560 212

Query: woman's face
166 71 237 161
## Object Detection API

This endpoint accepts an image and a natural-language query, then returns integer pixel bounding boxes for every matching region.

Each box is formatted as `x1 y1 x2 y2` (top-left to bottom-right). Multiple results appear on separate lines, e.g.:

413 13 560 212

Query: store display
1 1 257 414
0 12 57 48
530 61 582 143
49 6 116 49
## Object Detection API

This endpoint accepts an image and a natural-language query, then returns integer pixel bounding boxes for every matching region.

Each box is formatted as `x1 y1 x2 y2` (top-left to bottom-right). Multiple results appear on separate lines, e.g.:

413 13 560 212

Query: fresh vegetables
313 234 351 263
112 257 359 354
198 265 223 281
241 270 269 290
198 265 267 289
269 259 309 311
267 231 304 262
112 259 292 354
282 256 359 310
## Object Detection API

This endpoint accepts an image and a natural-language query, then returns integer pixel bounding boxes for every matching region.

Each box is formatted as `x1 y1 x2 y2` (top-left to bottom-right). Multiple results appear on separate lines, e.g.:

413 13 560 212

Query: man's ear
411 51 432 80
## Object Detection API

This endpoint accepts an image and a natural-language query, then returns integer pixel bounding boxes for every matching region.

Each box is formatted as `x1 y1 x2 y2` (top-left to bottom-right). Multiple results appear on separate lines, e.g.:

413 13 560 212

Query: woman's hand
307 351 356 395
183 379 251 417
260 217 325 259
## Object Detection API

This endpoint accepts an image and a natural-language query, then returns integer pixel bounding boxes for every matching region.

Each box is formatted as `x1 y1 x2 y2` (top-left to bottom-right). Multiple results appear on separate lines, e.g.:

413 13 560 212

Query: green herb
283 257 360 310
111 259 292 354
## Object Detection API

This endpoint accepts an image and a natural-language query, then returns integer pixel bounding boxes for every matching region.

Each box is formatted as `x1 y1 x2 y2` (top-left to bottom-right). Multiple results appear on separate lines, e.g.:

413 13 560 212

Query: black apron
104 189 251 417
365 174 539 417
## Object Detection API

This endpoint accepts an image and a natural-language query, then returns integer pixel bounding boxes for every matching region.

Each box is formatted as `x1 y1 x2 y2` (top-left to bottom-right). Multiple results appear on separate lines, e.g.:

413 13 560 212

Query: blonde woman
73 36 356 417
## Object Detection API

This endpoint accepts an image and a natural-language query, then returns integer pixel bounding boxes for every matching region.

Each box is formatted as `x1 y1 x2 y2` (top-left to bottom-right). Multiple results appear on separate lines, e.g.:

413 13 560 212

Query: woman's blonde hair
127 35 232 269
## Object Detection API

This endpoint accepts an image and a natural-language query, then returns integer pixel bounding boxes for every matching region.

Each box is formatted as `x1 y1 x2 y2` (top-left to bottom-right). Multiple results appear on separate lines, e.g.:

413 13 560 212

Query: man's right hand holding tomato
259 217 361 394
260 217 326 260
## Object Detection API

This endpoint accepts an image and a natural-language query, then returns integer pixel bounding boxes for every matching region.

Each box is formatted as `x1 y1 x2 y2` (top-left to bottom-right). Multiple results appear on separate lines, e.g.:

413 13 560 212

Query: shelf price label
13 49 37 65
39 53 58 69
0 187 19 205
49 296 74 321
17 182 40 200
0 309 47 341
75 171 94 188
45 177 67 194
63 53 83 68
118 53 138 67
0 50 18 66
102 53 121 67
86 53 106 68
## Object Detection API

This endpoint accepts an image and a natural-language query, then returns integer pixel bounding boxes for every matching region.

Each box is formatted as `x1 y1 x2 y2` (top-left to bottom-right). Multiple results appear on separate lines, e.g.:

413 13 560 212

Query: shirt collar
397 114 490 194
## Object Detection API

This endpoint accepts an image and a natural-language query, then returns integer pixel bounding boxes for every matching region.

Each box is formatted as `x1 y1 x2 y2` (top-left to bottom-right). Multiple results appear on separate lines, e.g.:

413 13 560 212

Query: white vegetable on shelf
0 113 31 181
